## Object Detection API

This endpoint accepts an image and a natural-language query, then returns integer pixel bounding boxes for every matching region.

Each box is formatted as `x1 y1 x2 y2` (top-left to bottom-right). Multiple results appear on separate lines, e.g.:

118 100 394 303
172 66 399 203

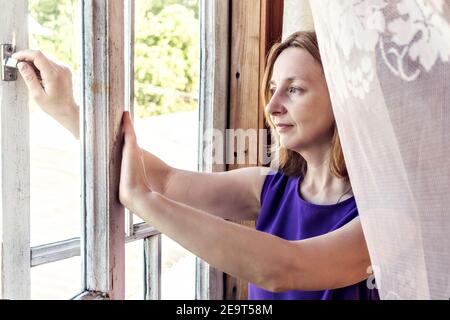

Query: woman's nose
266 94 286 116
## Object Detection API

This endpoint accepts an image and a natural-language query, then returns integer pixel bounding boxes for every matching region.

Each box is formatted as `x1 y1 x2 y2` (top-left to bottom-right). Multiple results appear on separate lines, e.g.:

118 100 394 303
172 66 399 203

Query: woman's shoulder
259 170 300 202
262 169 299 186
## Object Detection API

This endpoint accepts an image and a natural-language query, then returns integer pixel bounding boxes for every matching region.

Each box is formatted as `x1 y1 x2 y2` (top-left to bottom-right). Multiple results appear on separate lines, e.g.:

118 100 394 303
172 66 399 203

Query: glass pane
161 235 196 300
126 240 144 300
133 0 200 299
29 0 82 246
31 256 81 300
134 0 199 169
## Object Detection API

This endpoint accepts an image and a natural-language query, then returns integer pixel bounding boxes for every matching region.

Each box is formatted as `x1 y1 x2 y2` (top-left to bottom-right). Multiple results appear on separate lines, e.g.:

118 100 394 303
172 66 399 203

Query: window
29 0 82 299
1 0 227 300
129 0 200 299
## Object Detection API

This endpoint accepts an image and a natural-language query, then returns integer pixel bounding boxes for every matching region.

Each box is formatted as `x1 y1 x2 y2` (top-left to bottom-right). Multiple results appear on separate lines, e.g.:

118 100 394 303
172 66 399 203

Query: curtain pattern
310 0 450 299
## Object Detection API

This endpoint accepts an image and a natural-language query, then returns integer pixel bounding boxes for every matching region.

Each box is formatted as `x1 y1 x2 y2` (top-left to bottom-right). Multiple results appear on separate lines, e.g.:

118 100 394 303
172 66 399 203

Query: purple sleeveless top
248 171 379 300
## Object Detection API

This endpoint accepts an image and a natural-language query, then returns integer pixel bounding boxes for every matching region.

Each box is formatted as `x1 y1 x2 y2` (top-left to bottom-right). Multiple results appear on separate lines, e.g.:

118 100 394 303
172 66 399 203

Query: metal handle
1 44 17 81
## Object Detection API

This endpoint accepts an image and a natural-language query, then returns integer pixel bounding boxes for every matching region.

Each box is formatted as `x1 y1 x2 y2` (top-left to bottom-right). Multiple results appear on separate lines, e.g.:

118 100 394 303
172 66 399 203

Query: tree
135 3 200 116
29 0 200 117
141 0 199 18
29 0 80 71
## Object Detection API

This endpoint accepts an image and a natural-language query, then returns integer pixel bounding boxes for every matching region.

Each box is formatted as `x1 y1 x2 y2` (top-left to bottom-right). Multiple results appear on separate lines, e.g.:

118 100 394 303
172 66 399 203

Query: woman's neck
299 162 352 205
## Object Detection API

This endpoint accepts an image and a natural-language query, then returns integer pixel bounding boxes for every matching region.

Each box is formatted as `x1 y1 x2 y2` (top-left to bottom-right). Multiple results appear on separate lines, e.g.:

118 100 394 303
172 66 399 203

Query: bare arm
120 113 373 292
155 162 271 221
133 192 371 292
13 50 80 138
284 217 372 291
15 49 269 221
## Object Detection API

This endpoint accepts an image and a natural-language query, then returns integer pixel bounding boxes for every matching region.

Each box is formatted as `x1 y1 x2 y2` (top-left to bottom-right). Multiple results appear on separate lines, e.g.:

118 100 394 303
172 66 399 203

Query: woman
14 31 378 300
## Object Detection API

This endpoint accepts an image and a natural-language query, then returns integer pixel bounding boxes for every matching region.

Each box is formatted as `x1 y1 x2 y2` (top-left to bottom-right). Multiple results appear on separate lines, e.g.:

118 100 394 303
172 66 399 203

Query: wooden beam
30 224 160 268
126 223 160 243
31 238 80 267
259 0 284 165
124 0 135 238
196 0 229 300
225 0 283 300
144 235 161 300
73 290 108 300
0 0 30 300
226 0 262 300
198 0 229 174
81 0 125 300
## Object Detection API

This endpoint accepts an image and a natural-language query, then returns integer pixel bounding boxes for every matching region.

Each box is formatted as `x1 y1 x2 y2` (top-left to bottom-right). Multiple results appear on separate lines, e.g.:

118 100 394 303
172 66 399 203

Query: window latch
1 44 17 81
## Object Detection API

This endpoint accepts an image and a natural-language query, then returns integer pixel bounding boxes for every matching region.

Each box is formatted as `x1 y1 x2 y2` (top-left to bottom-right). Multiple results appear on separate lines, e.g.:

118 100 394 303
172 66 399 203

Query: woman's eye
269 88 276 95
288 87 302 94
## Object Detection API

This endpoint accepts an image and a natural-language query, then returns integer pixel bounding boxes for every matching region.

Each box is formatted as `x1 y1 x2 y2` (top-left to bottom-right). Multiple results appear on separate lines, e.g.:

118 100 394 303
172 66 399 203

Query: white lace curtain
308 0 450 299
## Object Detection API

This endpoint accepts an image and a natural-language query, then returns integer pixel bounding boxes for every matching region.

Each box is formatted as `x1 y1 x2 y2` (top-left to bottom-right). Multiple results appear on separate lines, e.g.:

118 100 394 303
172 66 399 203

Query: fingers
12 50 55 79
122 111 137 144
17 62 45 101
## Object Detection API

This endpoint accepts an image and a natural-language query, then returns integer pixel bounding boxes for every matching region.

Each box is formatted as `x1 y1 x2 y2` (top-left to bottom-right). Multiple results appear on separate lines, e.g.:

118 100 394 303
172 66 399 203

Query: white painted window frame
76 0 128 300
196 0 229 300
0 0 30 300
1 0 229 300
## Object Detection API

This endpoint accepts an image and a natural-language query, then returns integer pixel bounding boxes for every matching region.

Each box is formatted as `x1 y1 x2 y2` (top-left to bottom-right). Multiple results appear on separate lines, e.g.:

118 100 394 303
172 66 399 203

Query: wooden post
225 0 283 300
144 235 161 300
196 0 230 300
81 0 125 299
259 0 284 154
124 0 135 238
0 0 30 300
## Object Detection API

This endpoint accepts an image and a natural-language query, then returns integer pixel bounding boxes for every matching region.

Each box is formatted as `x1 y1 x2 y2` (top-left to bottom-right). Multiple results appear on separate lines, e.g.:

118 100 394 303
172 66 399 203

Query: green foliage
28 0 200 118
142 0 199 18
29 0 80 71
135 3 200 117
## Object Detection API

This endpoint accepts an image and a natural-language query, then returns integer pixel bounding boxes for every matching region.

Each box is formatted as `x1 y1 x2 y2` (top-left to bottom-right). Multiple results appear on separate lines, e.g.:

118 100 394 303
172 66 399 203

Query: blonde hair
261 31 348 179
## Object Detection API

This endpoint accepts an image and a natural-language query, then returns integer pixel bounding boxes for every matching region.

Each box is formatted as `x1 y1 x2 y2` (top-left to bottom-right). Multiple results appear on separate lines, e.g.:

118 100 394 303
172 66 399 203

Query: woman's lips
276 124 294 132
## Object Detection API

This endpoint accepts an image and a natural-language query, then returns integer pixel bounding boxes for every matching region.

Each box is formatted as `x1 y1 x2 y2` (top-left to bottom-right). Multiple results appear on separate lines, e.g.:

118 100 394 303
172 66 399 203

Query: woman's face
266 47 335 153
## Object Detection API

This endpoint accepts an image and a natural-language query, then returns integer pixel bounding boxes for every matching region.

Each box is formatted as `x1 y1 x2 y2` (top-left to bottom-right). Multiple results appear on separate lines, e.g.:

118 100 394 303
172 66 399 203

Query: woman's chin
280 139 305 152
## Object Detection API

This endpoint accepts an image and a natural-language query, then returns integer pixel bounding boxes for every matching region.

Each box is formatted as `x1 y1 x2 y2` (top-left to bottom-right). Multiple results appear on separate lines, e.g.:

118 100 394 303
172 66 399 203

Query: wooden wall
225 0 284 300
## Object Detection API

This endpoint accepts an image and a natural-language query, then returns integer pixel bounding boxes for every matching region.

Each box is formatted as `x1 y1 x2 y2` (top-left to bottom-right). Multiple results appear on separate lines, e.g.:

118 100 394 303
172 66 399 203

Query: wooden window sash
1 0 211 301
124 0 135 239
144 234 161 300
80 0 125 299
31 239 80 267
196 0 230 300
30 223 160 268
0 0 30 300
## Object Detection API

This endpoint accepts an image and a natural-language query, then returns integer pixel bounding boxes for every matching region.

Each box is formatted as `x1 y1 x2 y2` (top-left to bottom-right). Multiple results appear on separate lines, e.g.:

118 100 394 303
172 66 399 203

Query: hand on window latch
3 57 42 81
